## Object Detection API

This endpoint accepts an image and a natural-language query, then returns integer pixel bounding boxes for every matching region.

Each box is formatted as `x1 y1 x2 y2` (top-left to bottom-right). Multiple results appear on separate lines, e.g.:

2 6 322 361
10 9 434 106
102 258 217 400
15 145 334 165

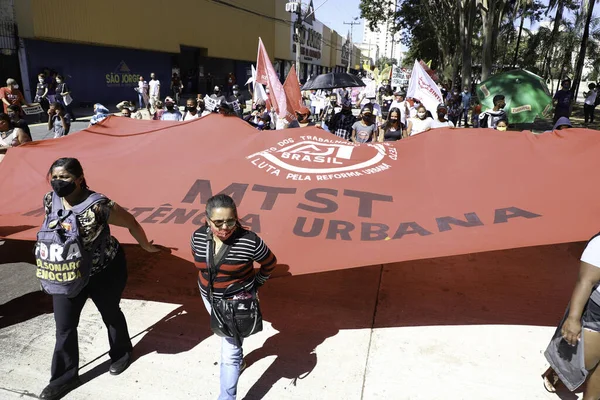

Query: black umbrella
301 73 365 91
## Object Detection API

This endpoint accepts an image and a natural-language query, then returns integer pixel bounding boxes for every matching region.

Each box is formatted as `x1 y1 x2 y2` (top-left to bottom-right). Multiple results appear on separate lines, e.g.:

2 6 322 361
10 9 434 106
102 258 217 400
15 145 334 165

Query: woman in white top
584 83 597 124
406 105 433 136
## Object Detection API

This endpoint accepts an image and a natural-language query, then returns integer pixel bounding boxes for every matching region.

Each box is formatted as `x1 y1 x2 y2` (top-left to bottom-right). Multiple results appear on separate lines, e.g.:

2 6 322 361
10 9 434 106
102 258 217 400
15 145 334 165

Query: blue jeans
138 93 144 109
202 295 244 400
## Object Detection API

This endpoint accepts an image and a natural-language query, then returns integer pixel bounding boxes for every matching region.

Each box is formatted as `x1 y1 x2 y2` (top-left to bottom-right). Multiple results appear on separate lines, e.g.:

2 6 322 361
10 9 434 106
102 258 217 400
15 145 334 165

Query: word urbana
22 180 542 242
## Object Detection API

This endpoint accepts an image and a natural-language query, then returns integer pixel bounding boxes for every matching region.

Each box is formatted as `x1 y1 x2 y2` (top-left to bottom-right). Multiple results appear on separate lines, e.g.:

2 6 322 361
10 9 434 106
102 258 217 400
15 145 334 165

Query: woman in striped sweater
191 194 277 400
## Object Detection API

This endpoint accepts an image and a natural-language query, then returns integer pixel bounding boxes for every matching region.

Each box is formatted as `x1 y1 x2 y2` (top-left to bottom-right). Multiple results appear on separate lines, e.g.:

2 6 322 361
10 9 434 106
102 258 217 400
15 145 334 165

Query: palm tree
512 0 533 68
541 0 568 79
571 0 599 101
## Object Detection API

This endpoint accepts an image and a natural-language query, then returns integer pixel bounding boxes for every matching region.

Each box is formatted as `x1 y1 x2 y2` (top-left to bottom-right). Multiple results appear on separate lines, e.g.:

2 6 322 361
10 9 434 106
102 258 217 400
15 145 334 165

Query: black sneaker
109 352 132 375
39 377 81 400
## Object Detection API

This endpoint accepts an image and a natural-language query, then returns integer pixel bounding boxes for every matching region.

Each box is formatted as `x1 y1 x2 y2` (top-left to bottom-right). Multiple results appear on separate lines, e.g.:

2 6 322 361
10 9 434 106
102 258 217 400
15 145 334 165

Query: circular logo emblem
247 137 396 181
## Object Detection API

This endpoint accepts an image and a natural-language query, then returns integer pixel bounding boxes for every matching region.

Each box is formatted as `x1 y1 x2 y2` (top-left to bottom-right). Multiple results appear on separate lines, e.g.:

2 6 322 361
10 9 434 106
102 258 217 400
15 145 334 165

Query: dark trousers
49 247 132 387
553 109 570 124
584 104 596 123
459 109 469 127
56 96 76 120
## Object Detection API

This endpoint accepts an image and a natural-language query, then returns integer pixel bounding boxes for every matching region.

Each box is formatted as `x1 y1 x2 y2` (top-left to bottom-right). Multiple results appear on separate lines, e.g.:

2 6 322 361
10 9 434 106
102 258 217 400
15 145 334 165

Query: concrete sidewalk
0 238 584 399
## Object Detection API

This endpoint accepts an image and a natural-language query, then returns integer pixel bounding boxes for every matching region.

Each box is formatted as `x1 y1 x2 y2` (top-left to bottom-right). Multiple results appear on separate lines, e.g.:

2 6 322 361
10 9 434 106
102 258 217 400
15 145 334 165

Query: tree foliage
360 0 597 99
376 57 398 70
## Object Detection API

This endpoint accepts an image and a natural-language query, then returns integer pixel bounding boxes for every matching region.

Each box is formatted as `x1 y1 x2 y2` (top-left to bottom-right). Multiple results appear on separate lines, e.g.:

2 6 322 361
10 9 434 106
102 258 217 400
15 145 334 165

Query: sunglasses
208 217 238 228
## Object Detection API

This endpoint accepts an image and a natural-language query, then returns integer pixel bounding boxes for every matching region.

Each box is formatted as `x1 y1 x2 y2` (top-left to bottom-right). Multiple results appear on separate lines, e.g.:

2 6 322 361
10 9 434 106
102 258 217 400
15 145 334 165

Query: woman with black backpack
38 157 159 400
191 194 277 400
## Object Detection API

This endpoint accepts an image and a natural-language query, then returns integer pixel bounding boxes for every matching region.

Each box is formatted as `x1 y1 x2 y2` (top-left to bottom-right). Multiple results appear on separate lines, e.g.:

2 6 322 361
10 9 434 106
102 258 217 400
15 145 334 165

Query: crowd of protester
0 70 598 160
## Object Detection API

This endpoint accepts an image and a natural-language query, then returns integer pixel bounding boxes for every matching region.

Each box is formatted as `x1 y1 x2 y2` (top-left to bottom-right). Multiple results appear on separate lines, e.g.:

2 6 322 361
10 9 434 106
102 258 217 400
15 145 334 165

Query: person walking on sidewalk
459 87 472 127
149 73 161 112
35 73 50 120
137 76 149 110
171 73 183 105
191 194 277 400
38 157 160 400
584 83 597 125
55 75 76 121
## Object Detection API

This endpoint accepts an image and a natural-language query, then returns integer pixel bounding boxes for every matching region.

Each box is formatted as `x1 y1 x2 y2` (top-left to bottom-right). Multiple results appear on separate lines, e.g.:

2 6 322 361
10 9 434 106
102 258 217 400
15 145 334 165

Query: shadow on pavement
0 238 587 397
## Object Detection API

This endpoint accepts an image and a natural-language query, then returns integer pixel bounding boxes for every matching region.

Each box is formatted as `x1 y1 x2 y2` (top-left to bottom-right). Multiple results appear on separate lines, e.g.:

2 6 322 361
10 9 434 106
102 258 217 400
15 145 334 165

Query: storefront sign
291 13 323 64
341 39 350 66
105 61 140 88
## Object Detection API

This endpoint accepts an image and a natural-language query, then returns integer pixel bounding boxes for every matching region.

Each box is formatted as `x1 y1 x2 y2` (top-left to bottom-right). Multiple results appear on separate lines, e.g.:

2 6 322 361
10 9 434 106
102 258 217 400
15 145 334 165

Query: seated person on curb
0 112 31 162
160 97 183 121
116 101 143 119
47 102 71 139
152 100 164 121
182 98 200 121
7 104 32 138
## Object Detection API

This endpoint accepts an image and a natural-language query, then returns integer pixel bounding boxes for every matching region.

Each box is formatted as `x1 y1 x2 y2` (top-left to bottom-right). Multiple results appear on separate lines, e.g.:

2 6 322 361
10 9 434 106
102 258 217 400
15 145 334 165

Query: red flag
283 65 304 122
255 38 288 120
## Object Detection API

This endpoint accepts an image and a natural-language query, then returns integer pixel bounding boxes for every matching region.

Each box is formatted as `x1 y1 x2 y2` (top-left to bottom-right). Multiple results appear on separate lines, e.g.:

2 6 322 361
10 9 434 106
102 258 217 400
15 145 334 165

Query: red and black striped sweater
191 226 277 298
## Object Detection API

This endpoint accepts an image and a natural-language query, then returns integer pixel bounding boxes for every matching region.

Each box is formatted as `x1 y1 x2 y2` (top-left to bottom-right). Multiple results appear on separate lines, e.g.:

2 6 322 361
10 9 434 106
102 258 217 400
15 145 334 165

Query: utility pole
344 17 360 73
286 1 304 79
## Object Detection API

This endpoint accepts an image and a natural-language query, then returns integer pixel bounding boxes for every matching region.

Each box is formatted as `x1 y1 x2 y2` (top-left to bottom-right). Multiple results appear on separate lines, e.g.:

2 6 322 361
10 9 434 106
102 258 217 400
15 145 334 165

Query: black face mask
342 108 352 115
363 115 375 124
186 106 196 112
166 105 175 111
51 179 77 198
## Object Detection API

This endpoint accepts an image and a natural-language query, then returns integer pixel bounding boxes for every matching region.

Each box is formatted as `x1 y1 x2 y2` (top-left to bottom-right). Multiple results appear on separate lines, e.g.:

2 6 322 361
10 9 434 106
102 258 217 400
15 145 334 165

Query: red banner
255 38 287 120
1 116 600 276
283 65 304 121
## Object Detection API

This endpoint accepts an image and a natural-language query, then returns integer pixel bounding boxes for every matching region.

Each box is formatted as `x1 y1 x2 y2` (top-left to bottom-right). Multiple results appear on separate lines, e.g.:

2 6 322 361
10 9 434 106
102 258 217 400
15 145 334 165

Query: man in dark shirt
35 73 49 121
327 98 357 140
553 79 572 124
228 85 247 117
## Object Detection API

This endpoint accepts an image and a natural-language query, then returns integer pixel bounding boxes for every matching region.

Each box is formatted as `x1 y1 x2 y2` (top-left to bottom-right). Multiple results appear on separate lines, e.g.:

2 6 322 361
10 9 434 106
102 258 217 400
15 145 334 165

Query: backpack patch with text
34 192 107 297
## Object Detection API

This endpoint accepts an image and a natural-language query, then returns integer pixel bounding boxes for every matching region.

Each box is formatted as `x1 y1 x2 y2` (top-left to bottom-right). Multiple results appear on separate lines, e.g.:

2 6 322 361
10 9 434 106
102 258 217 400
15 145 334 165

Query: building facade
274 0 363 82
11 0 362 106
360 0 401 65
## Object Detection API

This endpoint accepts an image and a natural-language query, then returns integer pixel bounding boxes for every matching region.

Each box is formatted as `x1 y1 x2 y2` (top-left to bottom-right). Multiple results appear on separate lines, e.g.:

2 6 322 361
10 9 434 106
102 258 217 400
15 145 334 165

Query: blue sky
312 0 365 42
